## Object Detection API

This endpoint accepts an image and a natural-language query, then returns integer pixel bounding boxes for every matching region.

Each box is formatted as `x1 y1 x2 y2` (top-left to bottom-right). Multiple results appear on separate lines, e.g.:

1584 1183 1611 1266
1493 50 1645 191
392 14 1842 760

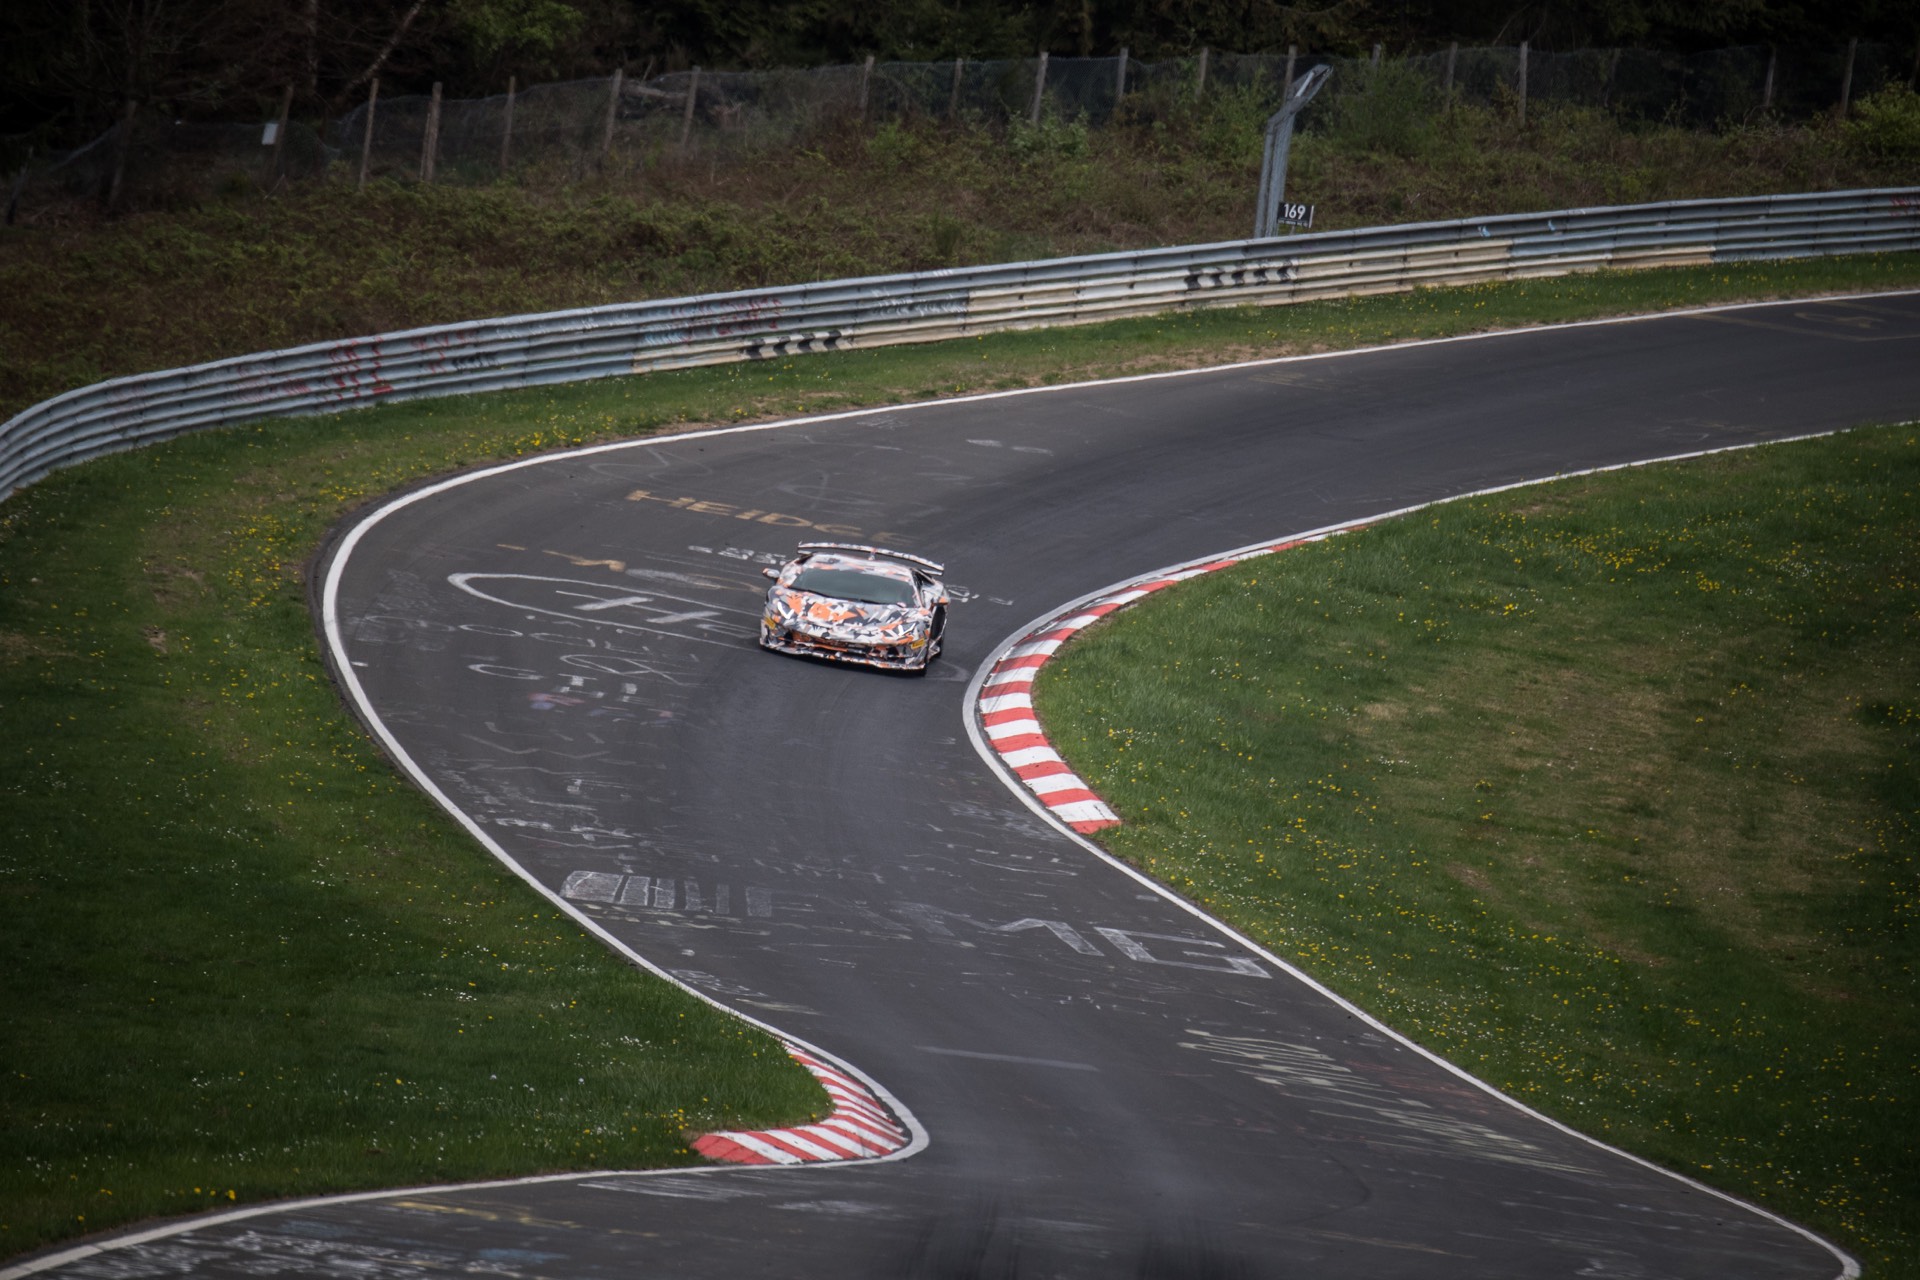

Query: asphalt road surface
30 294 1920 1279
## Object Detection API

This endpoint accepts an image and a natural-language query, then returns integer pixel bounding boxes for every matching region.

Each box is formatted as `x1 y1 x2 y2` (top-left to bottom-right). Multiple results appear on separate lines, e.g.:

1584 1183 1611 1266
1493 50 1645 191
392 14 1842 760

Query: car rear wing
797 542 945 576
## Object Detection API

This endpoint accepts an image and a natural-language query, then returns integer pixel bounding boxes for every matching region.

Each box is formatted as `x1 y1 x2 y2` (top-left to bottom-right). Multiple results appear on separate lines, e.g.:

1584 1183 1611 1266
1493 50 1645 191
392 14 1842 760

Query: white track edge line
961 425 1916 1280
13 294 1909 1278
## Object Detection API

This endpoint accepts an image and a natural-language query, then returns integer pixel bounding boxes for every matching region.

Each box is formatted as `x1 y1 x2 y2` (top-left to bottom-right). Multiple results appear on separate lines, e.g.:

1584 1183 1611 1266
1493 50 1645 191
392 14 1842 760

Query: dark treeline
4 0 1916 141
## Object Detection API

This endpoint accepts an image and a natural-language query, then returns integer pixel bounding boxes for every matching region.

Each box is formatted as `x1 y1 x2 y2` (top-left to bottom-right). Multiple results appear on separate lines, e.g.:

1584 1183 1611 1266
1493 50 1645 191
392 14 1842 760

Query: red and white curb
974 532 1353 833
690 1045 911 1165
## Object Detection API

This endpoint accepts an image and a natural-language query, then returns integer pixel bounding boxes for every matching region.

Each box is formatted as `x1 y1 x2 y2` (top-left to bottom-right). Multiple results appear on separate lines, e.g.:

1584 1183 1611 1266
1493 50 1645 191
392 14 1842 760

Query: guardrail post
500 75 515 173
357 79 378 190
420 82 441 183
1517 40 1529 127
1031 50 1049 125
680 67 700 151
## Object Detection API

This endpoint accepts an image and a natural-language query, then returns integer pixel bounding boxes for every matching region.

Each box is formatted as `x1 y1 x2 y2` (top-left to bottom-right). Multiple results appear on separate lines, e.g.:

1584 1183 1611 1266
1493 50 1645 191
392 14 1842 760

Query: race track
27 293 1920 1279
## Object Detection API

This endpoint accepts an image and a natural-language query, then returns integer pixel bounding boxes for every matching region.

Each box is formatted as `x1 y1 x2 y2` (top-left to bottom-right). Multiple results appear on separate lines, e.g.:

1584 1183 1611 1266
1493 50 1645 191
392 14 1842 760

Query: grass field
2 255 1916 1261
1034 424 1920 1275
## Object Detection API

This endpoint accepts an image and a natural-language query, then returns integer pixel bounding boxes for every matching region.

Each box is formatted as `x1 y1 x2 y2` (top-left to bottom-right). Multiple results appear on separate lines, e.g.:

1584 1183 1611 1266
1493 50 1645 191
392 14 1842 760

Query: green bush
1323 59 1437 159
1007 113 1091 161
1846 84 1920 162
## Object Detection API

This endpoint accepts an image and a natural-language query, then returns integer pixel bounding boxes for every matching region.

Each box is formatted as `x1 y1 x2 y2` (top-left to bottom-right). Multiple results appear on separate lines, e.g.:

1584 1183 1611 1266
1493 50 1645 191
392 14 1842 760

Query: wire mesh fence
5 40 1912 221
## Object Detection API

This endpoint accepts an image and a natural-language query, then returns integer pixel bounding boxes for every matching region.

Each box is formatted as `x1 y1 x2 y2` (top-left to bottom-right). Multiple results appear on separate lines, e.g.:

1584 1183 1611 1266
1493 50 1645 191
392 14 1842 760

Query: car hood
770 590 928 642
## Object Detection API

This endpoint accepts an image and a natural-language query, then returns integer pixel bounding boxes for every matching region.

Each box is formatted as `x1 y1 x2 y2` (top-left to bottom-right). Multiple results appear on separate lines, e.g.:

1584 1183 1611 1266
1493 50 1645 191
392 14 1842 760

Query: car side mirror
761 567 780 580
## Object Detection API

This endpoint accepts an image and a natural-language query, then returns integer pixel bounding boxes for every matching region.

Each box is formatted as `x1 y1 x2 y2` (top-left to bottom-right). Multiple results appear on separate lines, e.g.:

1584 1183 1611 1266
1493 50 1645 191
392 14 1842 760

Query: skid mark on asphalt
1180 1029 1595 1176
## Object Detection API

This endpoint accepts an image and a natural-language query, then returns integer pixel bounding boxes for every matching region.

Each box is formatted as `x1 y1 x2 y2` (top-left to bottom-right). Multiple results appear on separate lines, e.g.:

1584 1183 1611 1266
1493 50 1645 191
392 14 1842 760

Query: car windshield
789 566 917 606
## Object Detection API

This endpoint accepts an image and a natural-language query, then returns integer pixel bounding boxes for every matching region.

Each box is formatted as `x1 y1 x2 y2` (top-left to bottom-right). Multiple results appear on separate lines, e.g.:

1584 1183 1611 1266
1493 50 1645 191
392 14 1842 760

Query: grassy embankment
1035 425 1919 1274
4 89 1916 421
2 71 1917 1260
3 253 1916 1261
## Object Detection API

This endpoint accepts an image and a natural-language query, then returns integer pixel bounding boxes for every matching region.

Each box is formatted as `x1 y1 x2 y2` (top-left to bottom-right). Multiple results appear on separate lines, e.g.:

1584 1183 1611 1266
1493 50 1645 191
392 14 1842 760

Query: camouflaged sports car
758 543 950 672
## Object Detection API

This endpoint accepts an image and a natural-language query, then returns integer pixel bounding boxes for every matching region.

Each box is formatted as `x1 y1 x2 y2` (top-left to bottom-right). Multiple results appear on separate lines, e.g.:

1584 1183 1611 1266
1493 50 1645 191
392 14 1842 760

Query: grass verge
1 253 1915 1261
1034 424 1919 1274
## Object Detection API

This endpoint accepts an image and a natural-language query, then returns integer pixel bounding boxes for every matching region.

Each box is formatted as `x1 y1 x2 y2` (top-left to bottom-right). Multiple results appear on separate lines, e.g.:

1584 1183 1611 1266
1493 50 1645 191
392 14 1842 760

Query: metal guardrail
4 187 1916 503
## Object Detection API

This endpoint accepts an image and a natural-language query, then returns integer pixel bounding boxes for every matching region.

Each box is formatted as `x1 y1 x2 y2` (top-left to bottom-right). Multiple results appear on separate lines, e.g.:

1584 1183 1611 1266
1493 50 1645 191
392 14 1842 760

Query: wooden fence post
680 67 700 151
500 75 515 172
1030 50 1048 125
602 67 623 161
106 99 137 209
268 84 293 181
858 53 875 118
1517 40 1529 126
1838 37 1858 115
357 78 378 190
420 81 441 182
949 56 963 123
5 150 30 226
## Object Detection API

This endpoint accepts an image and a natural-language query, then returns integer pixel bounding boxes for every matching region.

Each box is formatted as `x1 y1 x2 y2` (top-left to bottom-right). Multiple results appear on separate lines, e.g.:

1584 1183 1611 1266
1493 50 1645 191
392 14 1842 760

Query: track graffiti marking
894 902 1268 977
446 573 759 645
563 870 774 918
625 488 907 544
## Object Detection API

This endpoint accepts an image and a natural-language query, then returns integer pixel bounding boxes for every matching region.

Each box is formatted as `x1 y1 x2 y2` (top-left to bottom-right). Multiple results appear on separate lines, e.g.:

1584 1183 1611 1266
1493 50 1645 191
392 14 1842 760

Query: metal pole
420 81 441 183
949 56 963 123
500 75 515 172
1115 47 1128 116
602 67 623 160
1371 43 1383 70
1195 47 1208 102
1444 42 1458 106
1254 64 1330 238
1839 37 1858 115
357 78 378 190
680 66 700 151
1030 50 1048 125
1284 45 1297 97
858 53 874 118
1518 40 1529 127
268 84 294 181
1761 48 1775 113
